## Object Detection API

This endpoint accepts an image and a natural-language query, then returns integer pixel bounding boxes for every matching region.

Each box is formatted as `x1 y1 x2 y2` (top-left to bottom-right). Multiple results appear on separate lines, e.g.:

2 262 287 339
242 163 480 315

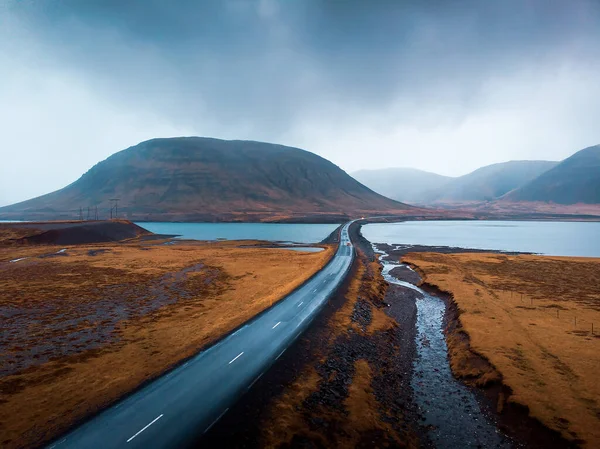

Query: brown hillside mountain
0 137 412 222
502 145 600 204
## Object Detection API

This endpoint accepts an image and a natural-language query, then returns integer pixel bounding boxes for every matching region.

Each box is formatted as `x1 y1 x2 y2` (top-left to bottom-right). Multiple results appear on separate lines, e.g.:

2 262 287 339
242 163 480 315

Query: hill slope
352 168 452 203
503 145 600 204
423 160 558 203
0 137 411 221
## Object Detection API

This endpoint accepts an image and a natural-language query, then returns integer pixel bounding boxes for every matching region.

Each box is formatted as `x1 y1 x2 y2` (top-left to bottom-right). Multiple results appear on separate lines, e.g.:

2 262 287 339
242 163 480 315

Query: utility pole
110 198 120 220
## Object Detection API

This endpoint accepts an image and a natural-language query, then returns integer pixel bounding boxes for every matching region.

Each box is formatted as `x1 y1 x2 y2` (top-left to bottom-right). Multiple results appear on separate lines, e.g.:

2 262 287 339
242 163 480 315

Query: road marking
126 414 163 443
276 349 286 360
9 257 28 263
297 301 303 307
229 352 244 364
48 438 67 448
248 372 264 390
272 321 281 329
204 408 229 433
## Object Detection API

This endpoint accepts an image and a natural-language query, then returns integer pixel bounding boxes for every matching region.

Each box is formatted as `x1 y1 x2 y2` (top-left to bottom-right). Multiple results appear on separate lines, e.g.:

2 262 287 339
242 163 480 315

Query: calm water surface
137 222 339 244
363 220 600 257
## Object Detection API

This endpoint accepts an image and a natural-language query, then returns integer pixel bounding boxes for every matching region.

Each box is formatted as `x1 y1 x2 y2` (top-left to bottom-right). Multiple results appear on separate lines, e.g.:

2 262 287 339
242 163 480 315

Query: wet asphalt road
47 223 354 449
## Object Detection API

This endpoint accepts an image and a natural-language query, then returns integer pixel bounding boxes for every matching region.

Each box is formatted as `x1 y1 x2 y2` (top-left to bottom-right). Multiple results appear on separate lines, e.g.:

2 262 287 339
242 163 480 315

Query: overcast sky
1 0 599 206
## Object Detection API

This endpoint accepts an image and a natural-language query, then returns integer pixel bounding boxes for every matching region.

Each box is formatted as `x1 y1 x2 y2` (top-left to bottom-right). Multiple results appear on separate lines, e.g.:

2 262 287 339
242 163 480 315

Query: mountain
423 160 558 203
353 161 557 204
503 145 600 204
0 137 412 222
351 168 452 203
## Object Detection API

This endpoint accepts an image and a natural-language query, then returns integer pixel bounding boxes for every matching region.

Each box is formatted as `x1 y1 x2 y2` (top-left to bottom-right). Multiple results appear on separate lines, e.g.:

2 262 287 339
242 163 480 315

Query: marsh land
0 230 333 448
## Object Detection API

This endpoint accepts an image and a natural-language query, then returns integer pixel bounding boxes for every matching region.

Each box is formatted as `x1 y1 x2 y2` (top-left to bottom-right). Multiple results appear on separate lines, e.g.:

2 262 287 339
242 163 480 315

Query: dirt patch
199 222 423 448
404 251 600 448
0 220 155 246
0 240 334 449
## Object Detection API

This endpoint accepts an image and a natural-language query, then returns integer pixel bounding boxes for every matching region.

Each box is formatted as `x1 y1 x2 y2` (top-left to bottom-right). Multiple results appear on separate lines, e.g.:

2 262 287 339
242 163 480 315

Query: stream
374 245 511 449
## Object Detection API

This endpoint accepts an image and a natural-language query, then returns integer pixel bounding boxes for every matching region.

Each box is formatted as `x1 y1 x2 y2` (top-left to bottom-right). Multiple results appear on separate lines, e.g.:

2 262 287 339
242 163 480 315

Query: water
136 222 339 244
278 247 325 252
363 220 600 257
375 246 510 448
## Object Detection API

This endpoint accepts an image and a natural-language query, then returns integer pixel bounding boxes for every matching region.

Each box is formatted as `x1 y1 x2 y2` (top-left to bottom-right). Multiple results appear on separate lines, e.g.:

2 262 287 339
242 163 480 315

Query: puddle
278 246 324 252
374 244 511 449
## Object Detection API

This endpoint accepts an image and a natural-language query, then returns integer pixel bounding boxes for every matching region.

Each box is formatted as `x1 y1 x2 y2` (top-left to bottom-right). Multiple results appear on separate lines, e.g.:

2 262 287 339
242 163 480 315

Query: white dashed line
204 408 229 433
297 301 303 307
248 372 264 390
229 352 244 364
9 257 28 263
126 414 163 443
272 321 281 329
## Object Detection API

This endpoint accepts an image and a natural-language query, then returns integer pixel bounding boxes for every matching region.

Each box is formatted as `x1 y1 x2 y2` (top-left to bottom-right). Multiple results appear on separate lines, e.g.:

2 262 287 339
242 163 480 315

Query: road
48 222 355 449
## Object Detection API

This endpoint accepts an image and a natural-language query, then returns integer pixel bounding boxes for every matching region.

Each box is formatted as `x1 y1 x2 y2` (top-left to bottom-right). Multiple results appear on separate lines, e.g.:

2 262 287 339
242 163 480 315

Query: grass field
403 252 600 448
0 240 334 448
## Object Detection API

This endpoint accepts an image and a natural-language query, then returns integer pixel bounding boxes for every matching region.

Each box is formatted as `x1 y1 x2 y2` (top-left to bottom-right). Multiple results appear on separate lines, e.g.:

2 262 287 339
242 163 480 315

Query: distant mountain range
354 145 600 206
502 145 600 204
0 137 412 222
352 168 452 203
424 160 559 203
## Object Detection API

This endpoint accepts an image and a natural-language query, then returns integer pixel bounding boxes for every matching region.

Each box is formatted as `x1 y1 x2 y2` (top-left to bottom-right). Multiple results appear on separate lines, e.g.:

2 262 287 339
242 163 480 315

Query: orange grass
403 252 600 448
0 241 334 448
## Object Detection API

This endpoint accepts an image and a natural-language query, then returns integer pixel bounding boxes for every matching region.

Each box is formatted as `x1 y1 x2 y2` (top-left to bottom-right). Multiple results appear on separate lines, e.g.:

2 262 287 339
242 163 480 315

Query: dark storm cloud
1 0 600 205
8 0 600 131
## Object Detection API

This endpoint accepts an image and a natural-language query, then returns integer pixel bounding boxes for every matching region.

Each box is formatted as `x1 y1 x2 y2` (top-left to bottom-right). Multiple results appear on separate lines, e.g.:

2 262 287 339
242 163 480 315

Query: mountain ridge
502 145 600 204
353 160 558 204
0 137 413 222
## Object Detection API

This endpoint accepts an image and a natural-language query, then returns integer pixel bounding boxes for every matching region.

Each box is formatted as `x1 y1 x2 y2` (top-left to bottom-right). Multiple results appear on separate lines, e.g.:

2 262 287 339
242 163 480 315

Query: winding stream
374 245 511 449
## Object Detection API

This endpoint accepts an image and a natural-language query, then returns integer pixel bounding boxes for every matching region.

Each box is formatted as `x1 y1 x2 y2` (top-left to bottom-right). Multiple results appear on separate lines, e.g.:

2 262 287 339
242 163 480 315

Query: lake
362 220 600 257
137 222 340 244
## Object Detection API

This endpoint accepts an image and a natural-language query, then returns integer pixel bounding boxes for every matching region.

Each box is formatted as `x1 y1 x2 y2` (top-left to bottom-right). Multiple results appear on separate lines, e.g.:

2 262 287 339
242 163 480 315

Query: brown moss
0 241 335 449
403 252 600 448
